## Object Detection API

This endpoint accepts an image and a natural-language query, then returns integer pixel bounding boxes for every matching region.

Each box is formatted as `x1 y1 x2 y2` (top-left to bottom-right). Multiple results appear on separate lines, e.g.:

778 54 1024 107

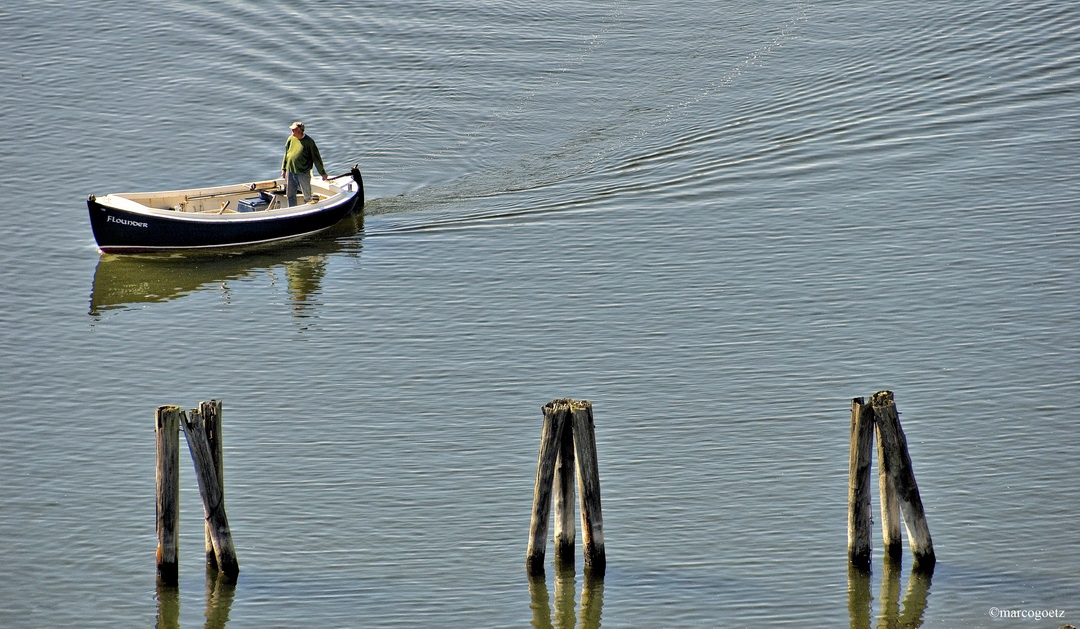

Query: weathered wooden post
526 401 569 575
527 399 606 575
875 417 903 561
200 399 224 570
871 391 935 571
847 397 874 571
183 407 240 579
553 414 577 565
156 405 182 585
570 402 606 574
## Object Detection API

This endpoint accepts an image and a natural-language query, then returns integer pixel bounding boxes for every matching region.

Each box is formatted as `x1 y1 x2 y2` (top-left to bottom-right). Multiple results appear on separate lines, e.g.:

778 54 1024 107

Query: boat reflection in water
88 214 362 320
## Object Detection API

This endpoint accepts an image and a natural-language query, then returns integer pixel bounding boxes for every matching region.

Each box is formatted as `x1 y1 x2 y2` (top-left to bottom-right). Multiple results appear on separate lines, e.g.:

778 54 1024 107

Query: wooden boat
87 165 364 253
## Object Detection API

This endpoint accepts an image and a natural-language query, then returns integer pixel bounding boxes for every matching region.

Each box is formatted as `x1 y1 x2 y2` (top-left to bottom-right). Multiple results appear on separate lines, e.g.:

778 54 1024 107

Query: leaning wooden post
847 397 874 571
183 408 240 578
156 405 182 585
571 401 606 575
526 401 570 574
871 391 935 571
875 418 903 561
552 415 577 565
200 400 224 569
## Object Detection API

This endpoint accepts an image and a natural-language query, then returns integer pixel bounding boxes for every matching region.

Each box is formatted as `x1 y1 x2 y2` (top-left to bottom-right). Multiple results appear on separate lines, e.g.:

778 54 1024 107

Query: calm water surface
1 0 1078 627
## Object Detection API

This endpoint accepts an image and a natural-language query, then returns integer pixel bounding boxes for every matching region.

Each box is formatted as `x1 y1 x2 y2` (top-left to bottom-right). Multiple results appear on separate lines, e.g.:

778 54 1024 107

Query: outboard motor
349 163 364 209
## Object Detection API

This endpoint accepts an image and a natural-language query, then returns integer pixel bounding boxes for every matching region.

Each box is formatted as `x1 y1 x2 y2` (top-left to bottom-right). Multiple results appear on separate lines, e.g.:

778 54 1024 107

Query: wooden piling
871 391 935 571
875 418 903 562
155 405 182 585
553 416 577 565
527 399 607 575
571 402 606 574
183 408 240 578
200 400 224 569
847 397 874 571
526 401 570 574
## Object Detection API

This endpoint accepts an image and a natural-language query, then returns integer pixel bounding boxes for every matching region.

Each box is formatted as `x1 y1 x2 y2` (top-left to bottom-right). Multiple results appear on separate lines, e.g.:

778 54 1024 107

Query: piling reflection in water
155 569 236 629
88 214 362 318
155 583 180 629
528 562 604 629
203 570 237 629
848 560 932 629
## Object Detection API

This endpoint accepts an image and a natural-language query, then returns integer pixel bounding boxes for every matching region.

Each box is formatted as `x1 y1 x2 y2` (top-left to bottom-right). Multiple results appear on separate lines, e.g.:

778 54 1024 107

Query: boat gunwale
95 177 357 223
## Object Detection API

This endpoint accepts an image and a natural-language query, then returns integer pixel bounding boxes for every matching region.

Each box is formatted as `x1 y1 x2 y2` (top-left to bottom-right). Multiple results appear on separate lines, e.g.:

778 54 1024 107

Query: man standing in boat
281 121 328 206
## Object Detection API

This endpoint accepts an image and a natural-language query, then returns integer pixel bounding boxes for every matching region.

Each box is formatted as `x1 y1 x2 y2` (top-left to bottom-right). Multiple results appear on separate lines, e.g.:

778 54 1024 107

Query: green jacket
281 135 327 176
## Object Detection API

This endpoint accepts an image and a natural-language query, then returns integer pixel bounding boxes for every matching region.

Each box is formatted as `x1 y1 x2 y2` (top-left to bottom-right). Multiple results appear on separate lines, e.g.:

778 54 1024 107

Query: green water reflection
528 561 604 629
848 560 932 629
156 569 236 629
89 215 361 318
